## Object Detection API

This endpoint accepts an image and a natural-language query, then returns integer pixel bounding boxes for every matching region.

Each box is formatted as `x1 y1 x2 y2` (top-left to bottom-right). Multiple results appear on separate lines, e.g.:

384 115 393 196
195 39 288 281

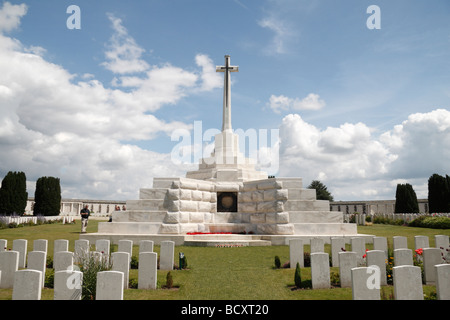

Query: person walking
80 205 90 233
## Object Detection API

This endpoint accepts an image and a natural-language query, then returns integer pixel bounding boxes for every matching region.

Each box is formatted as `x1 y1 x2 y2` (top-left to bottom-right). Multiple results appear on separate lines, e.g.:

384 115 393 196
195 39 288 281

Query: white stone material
311 238 324 253
54 270 82 300
394 248 413 266
118 239 133 260
112 252 130 289
373 237 387 258
96 239 110 256
366 250 387 286
12 269 42 300
54 251 74 272
138 252 157 290
393 236 408 250
351 267 380 300
339 252 357 288
0 239 6 252
33 239 48 253
393 266 423 300
0 250 19 288
414 235 429 250
74 239 90 263
54 239 69 253
27 251 47 287
423 247 441 284
351 237 366 266
310 253 330 289
96 271 124 300
435 264 450 300
160 241 175 270
12 239 27 269
289 239 303 268
331 237 345 267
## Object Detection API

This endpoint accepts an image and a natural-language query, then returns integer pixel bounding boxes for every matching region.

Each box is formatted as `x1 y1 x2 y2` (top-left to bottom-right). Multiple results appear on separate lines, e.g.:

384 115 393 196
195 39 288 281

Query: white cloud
258 17 291 55
277 109 450 200
0 9 218 200
195 54 222 92
269 93 325 113
0 2 27 33
101 13 150 74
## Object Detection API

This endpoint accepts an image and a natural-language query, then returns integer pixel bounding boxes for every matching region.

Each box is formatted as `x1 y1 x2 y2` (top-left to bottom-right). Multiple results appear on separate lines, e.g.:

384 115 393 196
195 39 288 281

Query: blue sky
0 0 450 202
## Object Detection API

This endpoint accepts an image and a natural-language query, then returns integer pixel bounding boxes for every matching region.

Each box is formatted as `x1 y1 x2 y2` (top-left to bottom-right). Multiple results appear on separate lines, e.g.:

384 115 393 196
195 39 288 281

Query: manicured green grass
0 221 448 300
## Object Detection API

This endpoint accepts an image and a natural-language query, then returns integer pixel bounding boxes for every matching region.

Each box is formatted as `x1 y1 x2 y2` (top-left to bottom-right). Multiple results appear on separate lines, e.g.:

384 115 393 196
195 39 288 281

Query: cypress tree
33 176 61 216
395 183 419 213
0 171 28 215
428 174 450 213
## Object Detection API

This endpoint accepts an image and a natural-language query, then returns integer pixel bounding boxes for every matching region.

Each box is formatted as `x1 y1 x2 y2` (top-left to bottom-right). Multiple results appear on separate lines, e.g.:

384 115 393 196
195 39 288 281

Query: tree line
0 171 61 216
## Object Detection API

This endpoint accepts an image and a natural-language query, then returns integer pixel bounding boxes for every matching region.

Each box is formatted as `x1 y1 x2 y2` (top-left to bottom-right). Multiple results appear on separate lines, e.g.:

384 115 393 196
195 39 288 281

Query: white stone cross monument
216 55 238 133
81 54 366 246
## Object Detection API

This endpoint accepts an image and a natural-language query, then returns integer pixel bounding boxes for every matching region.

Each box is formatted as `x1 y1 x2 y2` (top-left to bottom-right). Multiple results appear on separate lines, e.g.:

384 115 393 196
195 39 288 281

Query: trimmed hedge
409 215 450 229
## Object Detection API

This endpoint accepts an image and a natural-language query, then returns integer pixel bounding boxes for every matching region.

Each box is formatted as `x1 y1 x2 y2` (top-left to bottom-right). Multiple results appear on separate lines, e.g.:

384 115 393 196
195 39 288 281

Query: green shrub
294 262 302 288
130 255 139 269
409 215 450 229
166 271 173 289
274 256 281 269
45 269 54 288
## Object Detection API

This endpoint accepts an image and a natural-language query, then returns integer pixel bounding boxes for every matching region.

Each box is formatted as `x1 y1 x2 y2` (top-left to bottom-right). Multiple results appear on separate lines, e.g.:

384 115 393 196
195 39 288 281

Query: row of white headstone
0 238 176 300
289 235 450 300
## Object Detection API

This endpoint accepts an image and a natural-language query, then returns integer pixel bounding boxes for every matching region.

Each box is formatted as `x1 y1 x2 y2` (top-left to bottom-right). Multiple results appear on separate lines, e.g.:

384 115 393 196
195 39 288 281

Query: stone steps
284 200 330 211
288 211 343 223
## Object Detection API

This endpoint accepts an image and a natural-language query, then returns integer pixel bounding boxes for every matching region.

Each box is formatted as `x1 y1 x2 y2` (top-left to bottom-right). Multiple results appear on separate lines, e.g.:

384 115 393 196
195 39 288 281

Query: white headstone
54 239 69 253
393 236 408 250
138 252 158 290
112 252 130 289
351 267 380 300
366 250 387 286
96 271 124 300
351 237 365 266
27 251 47 288
139 240 154 253
118 240 133 261
54 270 83 300
33 239 48 253
423 247 441 285
0 239 7 252
338 251 357 288
310 252 330 289
373 237 388 258
393 248 413 266
310 238 324 253
96 239 110 256
54 251 74 272
414 235 429 250
12 269 42 300
435 264 450 300
331 237 345 267
0 250 19 288
12 239 27 269
289 239 303 268
393 266 423 300
160 241 175 270
74 239 90 263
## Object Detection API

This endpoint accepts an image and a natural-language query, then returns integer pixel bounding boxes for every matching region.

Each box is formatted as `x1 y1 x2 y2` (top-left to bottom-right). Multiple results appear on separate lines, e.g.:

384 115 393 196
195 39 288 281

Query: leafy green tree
33 176 61 216
0 171 28 215
395 183 419 213
308 180 334 201
428 174 450 213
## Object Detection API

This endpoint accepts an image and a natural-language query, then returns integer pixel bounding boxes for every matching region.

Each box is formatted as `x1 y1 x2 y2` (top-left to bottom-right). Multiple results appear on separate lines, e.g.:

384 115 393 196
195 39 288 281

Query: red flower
415 248 423 256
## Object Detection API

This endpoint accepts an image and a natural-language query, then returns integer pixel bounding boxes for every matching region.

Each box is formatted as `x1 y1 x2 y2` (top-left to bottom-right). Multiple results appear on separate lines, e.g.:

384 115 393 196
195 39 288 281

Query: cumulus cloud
101 13 150 74
269 93 325 113
0 7 219 200
277 109 450 200
0 2 27 33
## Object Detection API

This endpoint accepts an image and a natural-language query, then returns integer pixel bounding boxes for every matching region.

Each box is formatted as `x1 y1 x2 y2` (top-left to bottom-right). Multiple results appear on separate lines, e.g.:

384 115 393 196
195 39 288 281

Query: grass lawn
0 221 448 300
